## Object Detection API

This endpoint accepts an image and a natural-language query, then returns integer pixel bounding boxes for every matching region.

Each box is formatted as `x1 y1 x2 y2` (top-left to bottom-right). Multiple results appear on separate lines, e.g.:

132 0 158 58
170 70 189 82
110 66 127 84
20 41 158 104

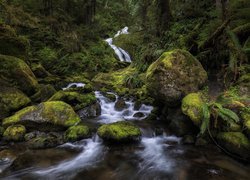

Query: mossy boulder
0 24 29 60
146 49 207 106
217 132 250 159
2 101 80 132
48 91 97 111
25 132 64 149
0 87 31 120
30 84 56 103
181 93 204 126
64 125 90 142
0 55 38 95
31 63 51 78
3 125 26 141
97 121 141 142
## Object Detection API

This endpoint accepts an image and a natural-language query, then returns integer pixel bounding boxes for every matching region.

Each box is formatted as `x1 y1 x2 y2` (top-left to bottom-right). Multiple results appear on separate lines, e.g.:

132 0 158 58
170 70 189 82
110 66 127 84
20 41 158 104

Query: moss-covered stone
217 132 250 159
0 24 29 60
97 121 141 142
3 125 26 141
48 91 96 111
64 125 90 142
0 55 38 95
30 84 56 103
146 49 207 106
93 65 137 95
2 101 80 132
0 87 31 120
31 63 51 78
181 93 204 126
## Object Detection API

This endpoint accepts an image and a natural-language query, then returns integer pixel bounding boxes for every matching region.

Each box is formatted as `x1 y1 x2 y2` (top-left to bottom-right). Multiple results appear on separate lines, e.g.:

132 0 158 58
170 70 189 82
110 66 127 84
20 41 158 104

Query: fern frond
218 107 240 124
200 103 210 135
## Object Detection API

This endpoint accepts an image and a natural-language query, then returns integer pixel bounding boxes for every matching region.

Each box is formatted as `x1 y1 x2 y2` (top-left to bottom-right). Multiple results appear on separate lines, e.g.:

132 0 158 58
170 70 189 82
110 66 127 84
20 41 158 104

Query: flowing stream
105 27 132 62
1 86 250 179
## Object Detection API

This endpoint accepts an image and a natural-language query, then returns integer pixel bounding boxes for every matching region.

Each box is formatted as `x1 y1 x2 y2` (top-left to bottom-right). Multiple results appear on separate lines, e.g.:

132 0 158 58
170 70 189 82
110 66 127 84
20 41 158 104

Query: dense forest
0 0 249 179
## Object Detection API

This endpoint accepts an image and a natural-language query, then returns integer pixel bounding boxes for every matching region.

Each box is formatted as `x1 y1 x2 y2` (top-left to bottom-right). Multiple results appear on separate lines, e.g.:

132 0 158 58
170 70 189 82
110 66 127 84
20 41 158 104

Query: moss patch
0 55 38 95
3 125 26 141
2 101 80 131
64 125 90 142
97 121 141 142
49 91 96 111
181 93 204 126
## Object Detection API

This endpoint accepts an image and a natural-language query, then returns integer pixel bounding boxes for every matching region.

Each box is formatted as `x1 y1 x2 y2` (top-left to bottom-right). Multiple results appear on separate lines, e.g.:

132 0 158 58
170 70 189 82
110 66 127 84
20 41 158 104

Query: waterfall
105 27 132 62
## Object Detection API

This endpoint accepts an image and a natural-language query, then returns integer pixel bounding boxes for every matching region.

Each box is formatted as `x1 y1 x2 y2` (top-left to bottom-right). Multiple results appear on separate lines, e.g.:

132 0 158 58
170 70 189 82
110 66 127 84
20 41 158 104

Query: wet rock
182 135 195 144
97 121 141 143
3 125 26 142
49 91 97 111
115 99 127 111
103 92 116 102
181 93 204 126
2 101 80 132
0 55 39 95
217 132 250 159
78 102 101 119
168 108 199 136
0 87 31 120
133 112 145 118
146 49 207 107
26 132 64 149
64 125 90 142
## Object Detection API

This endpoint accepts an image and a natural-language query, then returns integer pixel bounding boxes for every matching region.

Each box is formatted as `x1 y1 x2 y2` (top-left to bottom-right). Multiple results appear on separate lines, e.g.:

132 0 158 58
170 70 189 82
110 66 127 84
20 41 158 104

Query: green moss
93 65 138 95
217 132 250 150
64 125 90 142
97 121 141 142
0 87 31 118
3 125 26 141
41 101 81 127
2 101 80 129
2 106 36 126
0 55 38 95
181 93 204 126
49 91 96 111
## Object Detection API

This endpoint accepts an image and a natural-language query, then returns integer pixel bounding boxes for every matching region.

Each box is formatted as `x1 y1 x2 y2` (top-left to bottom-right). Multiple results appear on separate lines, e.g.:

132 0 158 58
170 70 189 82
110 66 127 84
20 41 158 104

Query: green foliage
36 47 58 69
199 102 240 135
124 72 144 88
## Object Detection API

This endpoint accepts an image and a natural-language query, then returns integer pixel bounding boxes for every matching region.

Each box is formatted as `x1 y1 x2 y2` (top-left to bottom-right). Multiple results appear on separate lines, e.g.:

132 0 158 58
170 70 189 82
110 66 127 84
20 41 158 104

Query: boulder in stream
64 125 90 142
2 101 81 132
146 49 207 107
3 125 26 141
97 121 141 143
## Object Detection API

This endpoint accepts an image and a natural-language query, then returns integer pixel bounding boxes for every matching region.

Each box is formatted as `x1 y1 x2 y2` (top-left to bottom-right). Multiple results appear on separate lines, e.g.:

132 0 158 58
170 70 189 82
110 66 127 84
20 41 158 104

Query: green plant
124 72 144 88
200 102 240 135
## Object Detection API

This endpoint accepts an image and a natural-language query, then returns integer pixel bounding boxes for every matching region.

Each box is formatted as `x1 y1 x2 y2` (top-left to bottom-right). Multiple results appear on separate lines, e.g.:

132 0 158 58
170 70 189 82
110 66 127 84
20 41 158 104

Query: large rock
3 125 26 141
49 91 97 111
0 87 31 120
0 24 29 60
217 132 250 160
78 102 101 119
181 93 204 126
97 121 141 142
64 125 90 142
0 55 39 95
2 101 81 132
146 49 207 106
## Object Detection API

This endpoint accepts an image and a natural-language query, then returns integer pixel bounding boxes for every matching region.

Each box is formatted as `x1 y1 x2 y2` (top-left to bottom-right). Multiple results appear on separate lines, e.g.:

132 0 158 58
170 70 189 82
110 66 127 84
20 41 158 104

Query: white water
62 83 85 90
95 91 153 124
138 135 181 173
105 27 132 62
34 137 104 178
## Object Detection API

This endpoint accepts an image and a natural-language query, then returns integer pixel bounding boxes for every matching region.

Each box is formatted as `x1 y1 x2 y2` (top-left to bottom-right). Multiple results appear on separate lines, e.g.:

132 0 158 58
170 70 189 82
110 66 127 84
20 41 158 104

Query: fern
200 103 210 135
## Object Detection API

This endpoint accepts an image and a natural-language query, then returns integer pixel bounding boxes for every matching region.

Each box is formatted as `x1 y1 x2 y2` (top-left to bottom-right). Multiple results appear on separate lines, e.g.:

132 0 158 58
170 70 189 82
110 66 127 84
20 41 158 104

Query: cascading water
105 27 132 62
95 91 153 124
62 83 85 90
